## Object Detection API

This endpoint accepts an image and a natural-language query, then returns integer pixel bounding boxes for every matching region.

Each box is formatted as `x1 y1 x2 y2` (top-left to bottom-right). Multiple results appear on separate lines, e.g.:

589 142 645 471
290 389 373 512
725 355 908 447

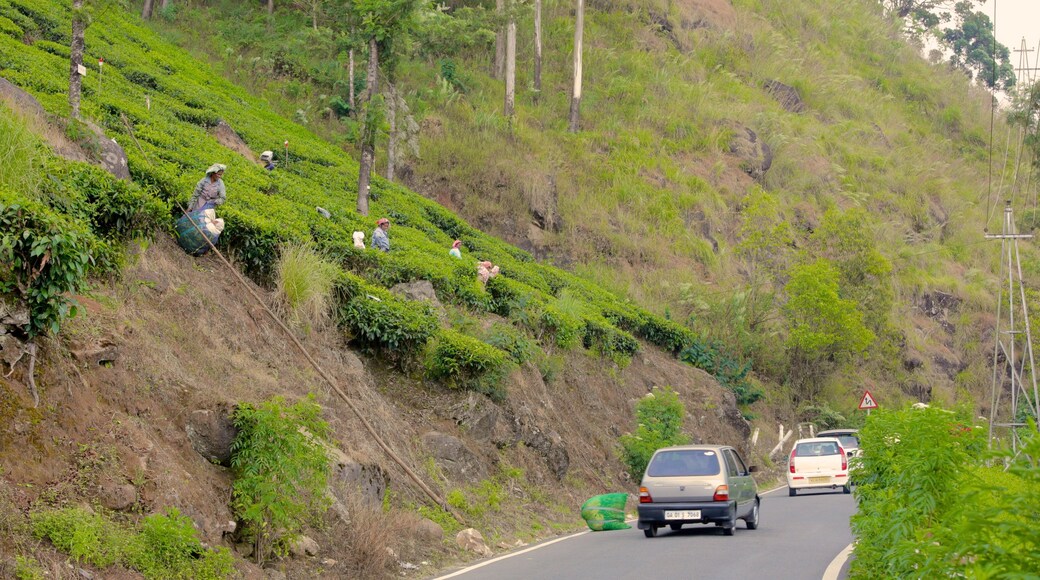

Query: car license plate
665 510 700 520
809 476 829 483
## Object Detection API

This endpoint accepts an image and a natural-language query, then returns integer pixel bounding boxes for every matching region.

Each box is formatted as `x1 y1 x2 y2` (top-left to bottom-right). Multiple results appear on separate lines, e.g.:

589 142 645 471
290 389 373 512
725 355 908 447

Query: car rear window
794 441 841 456
834 435 858 449
647 450 721 477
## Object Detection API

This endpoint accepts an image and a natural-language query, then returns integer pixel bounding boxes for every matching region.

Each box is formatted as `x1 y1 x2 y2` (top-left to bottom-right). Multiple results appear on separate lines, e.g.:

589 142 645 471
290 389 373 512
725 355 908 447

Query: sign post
858 390 878 416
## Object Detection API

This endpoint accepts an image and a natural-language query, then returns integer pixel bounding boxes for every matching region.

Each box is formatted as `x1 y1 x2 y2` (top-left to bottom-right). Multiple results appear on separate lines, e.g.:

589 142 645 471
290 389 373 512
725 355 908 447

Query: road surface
433 486 855 580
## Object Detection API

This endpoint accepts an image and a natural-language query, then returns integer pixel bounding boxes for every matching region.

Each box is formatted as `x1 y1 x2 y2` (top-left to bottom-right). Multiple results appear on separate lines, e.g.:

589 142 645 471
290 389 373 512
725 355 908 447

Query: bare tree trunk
311 4 318 30
568 0 584 133
161 0 170 9
348 47 355 114
504 13 516 121
357 38 379 216
534 0 543 94
267 0 274 16
494 0 505 79
142 0 154 20
69 0 86 119
386 84 397 182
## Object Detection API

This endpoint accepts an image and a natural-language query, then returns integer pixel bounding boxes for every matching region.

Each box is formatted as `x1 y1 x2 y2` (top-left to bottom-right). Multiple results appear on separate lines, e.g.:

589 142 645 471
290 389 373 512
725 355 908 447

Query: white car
786 437 850 496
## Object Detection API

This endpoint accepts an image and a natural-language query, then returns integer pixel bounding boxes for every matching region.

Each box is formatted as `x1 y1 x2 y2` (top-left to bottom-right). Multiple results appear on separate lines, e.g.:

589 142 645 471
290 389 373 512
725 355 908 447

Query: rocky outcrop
455 528 492 557
390 280 442 309
764 80 806 113
918 291 961 333
728 125 772 180
422 431 487 481
416 518 445 543
331 458 388 509
211 120 257 164
450 394 517 448
186 405 238 466
289 535 320 558
98 480 137 511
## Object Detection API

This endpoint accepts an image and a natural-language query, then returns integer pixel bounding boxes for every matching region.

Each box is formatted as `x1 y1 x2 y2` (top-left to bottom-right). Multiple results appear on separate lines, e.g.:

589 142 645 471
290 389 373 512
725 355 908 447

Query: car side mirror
748 465 760 473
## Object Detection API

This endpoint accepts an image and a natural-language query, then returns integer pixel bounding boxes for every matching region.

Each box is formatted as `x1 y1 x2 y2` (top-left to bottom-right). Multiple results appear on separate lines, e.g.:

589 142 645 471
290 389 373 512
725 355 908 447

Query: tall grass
0 104 45 198
274 242 338 334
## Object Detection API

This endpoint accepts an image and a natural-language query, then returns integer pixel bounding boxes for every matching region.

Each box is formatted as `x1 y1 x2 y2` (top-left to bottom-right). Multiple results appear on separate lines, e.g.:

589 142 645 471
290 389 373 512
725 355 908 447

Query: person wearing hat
189 164 227 212
371 218 391 252
449 240 462 258
260 151 275 171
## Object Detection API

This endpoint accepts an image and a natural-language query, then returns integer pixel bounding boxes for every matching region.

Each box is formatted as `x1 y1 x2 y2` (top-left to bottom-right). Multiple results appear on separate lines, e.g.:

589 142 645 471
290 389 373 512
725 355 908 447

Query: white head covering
205 163 227 175
260 151 274 161
352 231 365 248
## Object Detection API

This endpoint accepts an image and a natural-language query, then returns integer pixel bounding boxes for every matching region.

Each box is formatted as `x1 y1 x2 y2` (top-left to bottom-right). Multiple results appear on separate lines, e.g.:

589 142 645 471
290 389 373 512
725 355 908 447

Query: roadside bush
481 322 536 364
619 386 690 480
275 242 339 333
426 328 511 400
231 395 331 564
680 342 761 406
31 507 129 568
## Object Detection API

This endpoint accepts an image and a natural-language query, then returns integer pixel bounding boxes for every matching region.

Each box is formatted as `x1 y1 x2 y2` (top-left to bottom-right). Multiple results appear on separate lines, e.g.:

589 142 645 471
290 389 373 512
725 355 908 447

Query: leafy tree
880 0 978 37
737 187 794 279
942 1 1015 91
619 387 689 480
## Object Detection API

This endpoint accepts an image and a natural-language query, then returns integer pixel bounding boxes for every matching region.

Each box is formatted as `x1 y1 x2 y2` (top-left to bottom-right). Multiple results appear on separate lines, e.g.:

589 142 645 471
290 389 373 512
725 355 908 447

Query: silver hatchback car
637 445 760 537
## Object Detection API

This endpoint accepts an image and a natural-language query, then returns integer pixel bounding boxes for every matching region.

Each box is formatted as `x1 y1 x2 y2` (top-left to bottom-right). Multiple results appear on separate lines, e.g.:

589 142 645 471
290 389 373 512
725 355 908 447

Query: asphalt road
433 486 856 580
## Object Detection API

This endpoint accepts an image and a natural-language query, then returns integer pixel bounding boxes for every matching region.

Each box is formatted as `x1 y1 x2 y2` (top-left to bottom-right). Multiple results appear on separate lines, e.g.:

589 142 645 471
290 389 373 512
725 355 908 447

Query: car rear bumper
636 501 733 528
787 473 849 489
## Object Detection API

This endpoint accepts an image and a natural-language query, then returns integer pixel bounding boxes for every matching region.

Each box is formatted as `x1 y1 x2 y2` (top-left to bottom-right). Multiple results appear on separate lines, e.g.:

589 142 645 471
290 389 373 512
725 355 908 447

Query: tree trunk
142 0 154 20
311 4 318 30
267 0 274 16
568 0 584 133
161 0 170 8
386 84 397 182
494 0 505 79
534 0 543 93
69 0 86 120
504 13 516 121
357 38 379 216
348 48 355 114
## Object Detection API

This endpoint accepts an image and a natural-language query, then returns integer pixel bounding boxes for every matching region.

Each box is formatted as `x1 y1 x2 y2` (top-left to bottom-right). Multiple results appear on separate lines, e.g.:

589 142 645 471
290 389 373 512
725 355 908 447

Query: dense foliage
851 406 1040 578
619 386 690 480
230 396 331 564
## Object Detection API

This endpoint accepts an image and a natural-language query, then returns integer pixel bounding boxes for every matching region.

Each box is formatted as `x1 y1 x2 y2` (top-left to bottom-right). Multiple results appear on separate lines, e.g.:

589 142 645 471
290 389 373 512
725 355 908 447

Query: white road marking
822 543 854 580
434 483 789 579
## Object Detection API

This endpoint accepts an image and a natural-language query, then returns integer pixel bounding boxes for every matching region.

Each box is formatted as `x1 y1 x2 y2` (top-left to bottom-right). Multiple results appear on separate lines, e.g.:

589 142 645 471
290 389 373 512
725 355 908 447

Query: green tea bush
0 190 94 336
481 322 536 365
426 328 511 401
540 302 585 349
619 386 690 480
583 314 639 367
231 395 331 564
337 280 439 360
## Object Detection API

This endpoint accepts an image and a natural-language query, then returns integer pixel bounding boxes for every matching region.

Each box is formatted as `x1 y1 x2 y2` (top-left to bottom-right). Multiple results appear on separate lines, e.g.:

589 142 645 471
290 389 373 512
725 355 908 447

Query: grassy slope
143 0 1034 412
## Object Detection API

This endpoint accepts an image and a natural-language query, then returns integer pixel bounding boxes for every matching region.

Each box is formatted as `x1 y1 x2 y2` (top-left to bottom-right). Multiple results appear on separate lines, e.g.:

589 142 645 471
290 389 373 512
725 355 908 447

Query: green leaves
618 386 690 480
784 259 874 356
426 328 512 401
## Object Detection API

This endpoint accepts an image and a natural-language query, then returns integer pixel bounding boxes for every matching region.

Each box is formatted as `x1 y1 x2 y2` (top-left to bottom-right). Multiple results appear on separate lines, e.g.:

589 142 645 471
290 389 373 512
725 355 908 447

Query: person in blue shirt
449 240 462 258
371 218 391 252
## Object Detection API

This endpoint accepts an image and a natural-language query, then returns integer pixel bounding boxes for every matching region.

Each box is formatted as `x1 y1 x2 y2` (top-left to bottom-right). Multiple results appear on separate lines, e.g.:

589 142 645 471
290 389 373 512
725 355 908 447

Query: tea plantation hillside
152 0 1039 415
0 0 735 403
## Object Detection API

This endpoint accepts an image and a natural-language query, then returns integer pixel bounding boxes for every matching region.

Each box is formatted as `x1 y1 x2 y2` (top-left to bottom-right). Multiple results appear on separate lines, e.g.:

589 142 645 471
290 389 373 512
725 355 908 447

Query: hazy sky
986 0 1040 80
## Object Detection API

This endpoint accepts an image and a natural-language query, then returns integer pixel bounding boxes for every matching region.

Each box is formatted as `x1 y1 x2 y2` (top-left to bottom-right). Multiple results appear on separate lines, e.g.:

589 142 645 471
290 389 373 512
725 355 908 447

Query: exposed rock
728 125 773 180
903 352 925 372
0 298 29 329
518 426 569 480
185 405 238 466
390 280 442 310
416 518 444 543
919 291 961 333
0 77 46 117
265 569 287 580
526 174 561 233
86 120 131 180
0 334 24 369
98 480 137 511
288 535 320 558
211 120 257 164
421 431 486 481
450 394 517 448
70 336 120 367
330 457 388 509
764 79 806 113
455 528 492 557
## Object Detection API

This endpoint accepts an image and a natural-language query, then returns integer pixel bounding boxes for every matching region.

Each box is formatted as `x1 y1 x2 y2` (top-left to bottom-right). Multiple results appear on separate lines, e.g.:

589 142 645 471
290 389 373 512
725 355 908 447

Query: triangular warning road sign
858 390 878 410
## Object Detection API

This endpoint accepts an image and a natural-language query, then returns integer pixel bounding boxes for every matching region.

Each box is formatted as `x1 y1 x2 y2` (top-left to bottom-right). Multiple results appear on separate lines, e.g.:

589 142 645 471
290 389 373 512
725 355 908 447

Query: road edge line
431 529 593 579
822 543 854 580
759 483 787 496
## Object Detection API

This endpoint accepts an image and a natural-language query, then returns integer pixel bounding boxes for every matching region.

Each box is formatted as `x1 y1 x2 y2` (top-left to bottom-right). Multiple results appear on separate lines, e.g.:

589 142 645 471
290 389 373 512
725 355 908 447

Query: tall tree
357 37 379 215
386 83 397 181
533 0 542 93
141 0 154 19
268 0 274 15
353 0 419 215
942 1 1015 91
69 0 87 119
568 0 584 133
494 0 505 79
504 2 516 121
348 45 356 113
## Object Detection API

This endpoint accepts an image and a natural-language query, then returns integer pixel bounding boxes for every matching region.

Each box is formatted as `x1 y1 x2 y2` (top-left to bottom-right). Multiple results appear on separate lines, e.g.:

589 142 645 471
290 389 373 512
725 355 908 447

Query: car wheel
843 484 852 495
669 523 682 531
745 500 760 530
788 487 796 497
643 526 657 538
722 524 735 536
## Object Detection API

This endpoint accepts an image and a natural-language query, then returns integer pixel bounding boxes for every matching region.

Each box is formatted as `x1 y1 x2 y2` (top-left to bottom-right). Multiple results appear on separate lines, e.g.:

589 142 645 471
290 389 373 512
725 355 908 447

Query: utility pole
986 202 1040 452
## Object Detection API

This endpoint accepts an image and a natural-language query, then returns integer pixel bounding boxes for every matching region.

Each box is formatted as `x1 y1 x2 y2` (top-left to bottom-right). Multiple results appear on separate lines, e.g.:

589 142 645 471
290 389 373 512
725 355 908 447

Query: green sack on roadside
580 493 631 531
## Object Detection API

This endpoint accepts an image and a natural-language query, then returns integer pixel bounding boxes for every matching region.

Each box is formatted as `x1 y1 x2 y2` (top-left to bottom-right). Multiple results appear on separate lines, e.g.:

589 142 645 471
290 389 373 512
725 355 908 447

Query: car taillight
789 449 796 474
713 485 729 501
840 448 847 471
639 486 653 503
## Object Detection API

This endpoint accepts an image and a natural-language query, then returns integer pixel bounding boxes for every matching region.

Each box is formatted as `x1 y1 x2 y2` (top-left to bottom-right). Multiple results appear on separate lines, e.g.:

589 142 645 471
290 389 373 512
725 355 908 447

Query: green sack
580 493 631 531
